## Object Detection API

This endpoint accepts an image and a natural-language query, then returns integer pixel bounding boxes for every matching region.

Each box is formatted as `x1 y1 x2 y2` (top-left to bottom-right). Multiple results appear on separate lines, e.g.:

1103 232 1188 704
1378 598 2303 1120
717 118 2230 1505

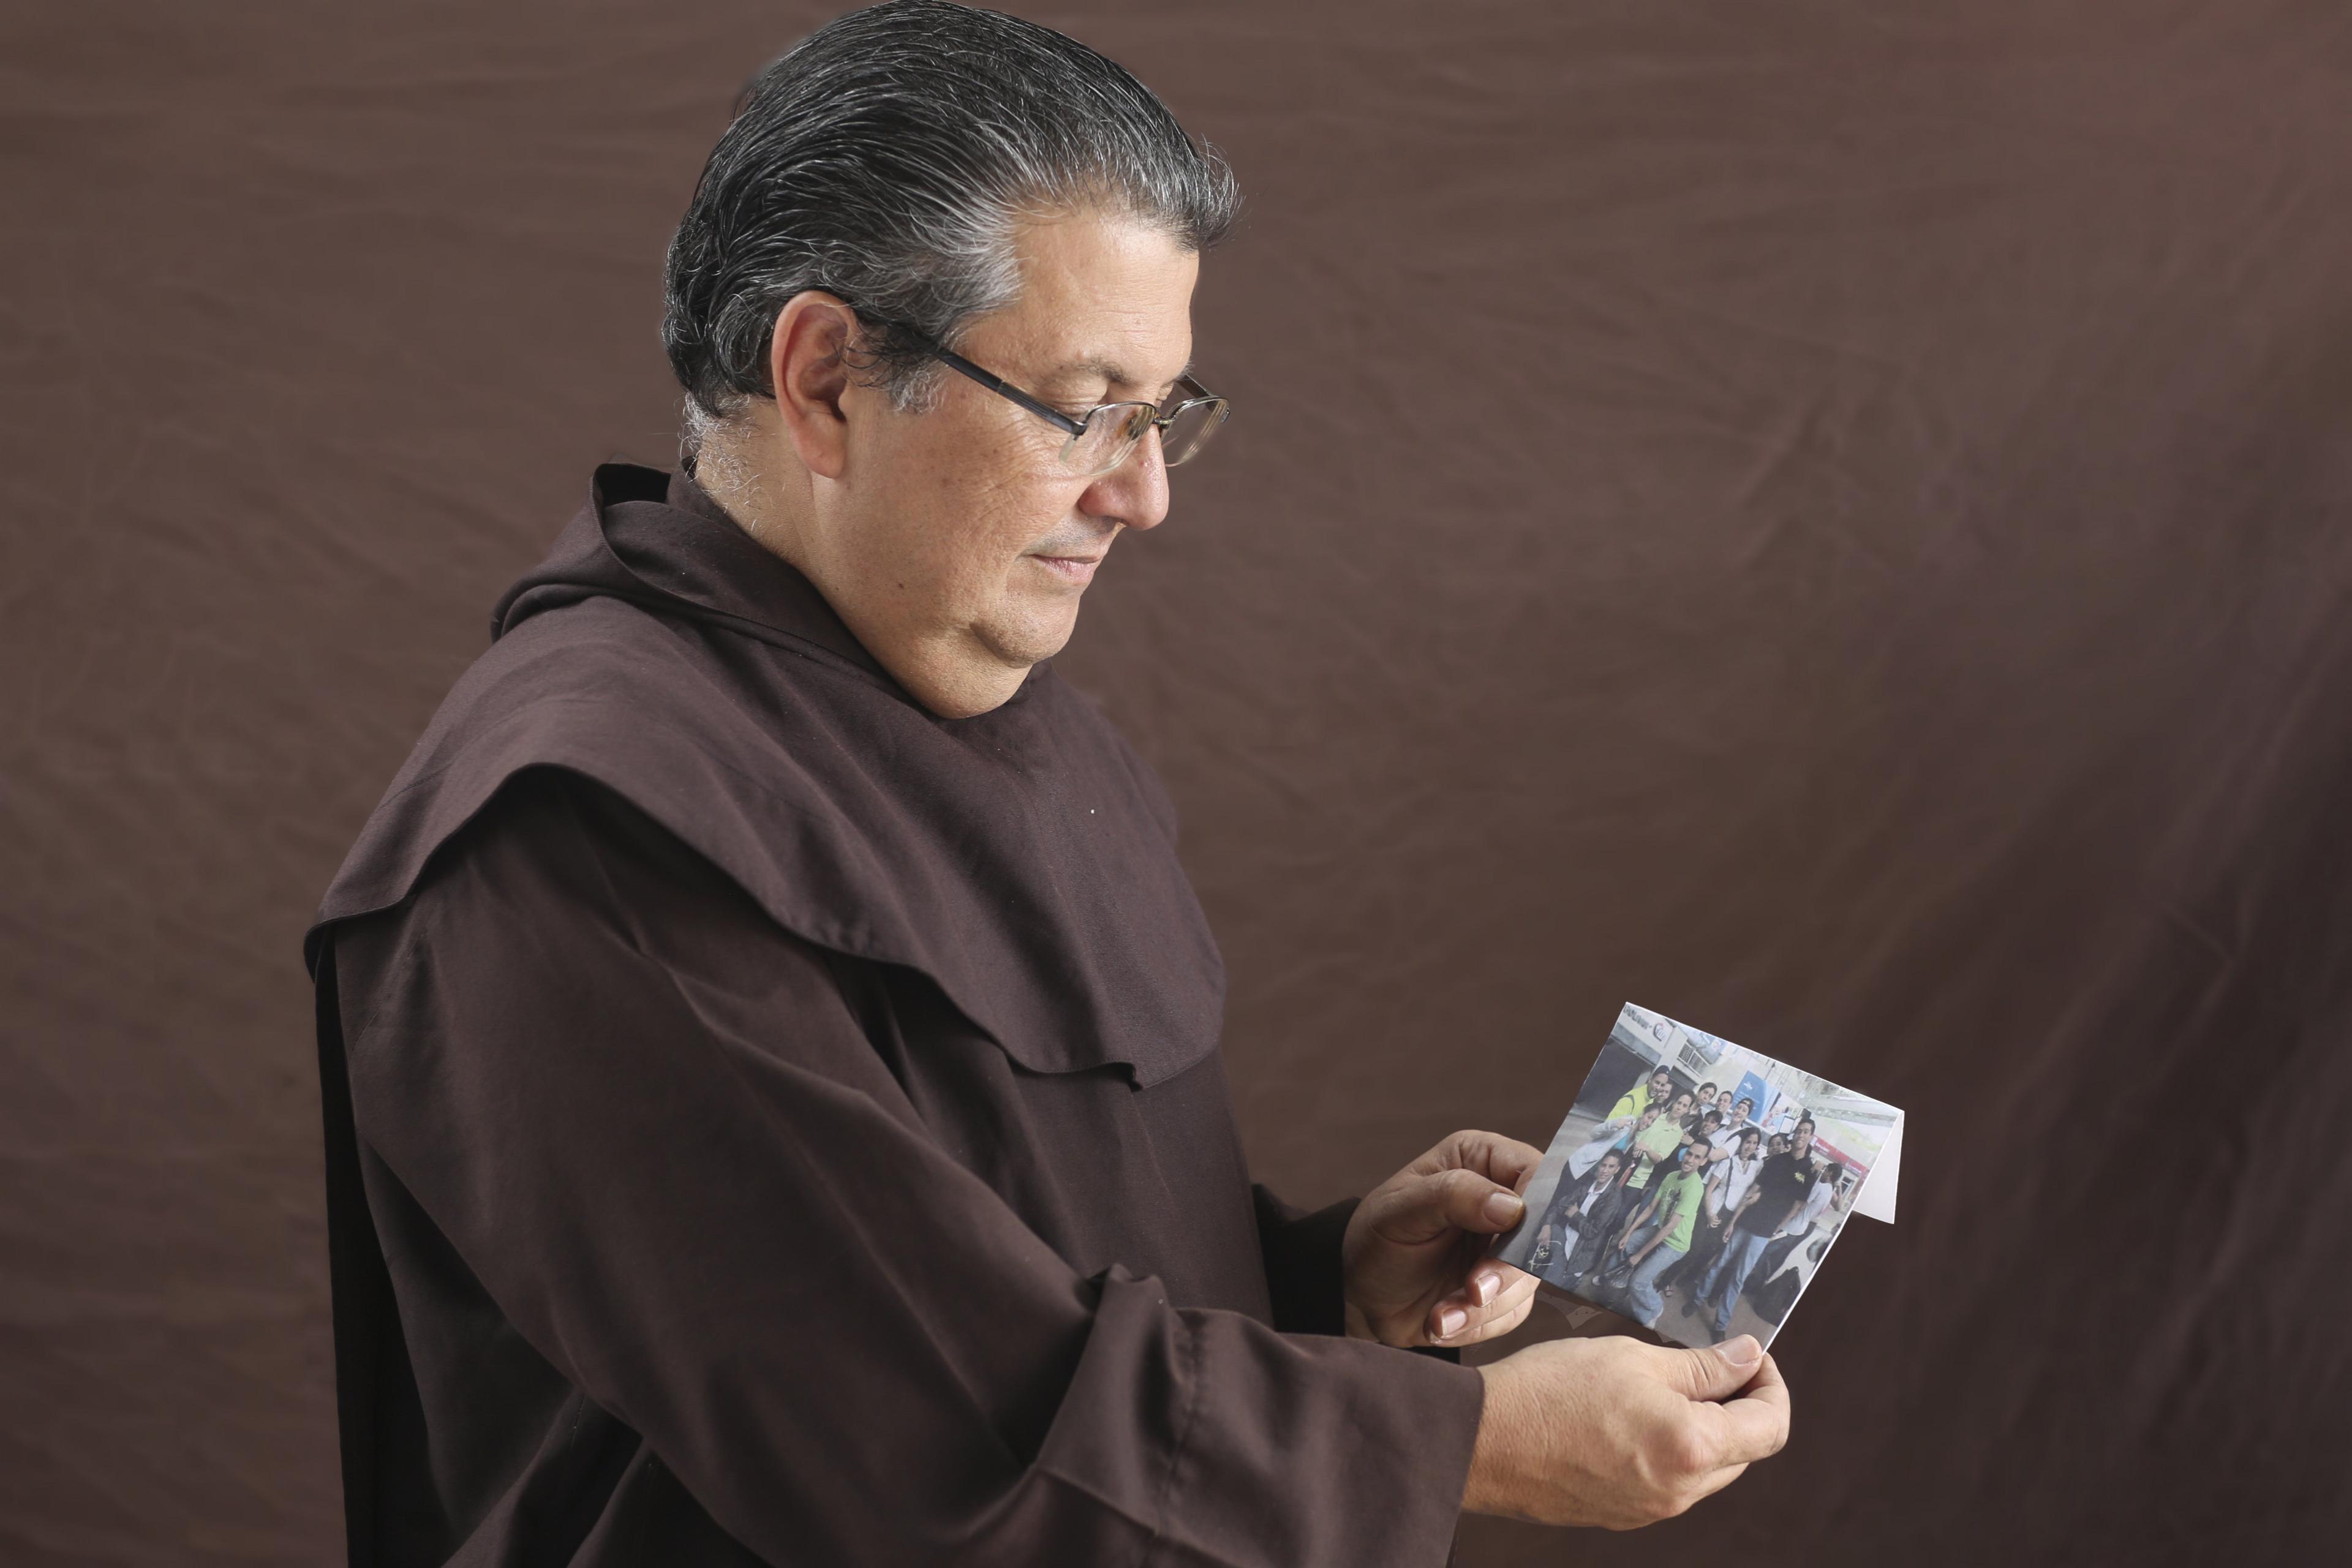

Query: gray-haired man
307 5 1787 1562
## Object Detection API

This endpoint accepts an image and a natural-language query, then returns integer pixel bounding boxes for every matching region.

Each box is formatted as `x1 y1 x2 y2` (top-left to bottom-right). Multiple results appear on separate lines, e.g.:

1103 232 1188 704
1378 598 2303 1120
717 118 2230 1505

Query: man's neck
688 434 1030 720
689 431 804 560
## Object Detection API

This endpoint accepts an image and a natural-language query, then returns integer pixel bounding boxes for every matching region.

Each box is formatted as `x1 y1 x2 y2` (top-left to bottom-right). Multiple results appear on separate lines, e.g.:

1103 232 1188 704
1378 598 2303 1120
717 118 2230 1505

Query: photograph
1493 1003 1901 1351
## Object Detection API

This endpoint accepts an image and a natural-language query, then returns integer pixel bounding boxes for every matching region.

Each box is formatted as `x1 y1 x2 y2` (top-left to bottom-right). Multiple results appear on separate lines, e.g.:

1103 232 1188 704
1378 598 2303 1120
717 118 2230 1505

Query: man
1662 1124 1762 1293
1749 1161 1847 1326
1528 1150 1631 1289
1777 1159 1845 1245
1607 1065 1678 1126
1565 1063 1673 1181
1752 1157 1845 1297
305 6 1785 1563
1615 1141 1711 1332
1694 1117 1820 1338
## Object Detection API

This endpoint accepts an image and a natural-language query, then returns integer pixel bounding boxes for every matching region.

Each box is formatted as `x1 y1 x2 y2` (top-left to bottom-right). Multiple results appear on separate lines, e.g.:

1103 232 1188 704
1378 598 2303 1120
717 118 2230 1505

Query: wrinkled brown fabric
11 4 2352 1564
306 467 1482 1564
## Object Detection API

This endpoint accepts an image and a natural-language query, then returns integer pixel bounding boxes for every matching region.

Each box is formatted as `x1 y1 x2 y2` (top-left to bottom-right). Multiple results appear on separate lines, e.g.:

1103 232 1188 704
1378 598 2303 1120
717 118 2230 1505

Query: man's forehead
993 213 1197 388
1036 343 1192 395
968 305 1191 395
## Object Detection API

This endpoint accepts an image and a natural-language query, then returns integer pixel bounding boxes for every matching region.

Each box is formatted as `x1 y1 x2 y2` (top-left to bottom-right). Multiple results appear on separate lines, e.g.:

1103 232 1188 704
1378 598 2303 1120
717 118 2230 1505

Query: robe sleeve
331 769 1483 1567
1250 1188 1356 1337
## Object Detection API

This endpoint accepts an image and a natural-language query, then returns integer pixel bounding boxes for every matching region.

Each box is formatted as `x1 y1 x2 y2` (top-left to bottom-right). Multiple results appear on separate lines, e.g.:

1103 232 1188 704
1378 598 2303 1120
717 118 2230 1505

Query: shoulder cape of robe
309 461 1223 1088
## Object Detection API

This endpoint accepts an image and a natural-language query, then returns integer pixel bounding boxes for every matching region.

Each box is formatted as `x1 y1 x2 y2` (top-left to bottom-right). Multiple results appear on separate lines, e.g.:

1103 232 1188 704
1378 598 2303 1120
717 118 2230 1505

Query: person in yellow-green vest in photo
1608 1066 1678 1126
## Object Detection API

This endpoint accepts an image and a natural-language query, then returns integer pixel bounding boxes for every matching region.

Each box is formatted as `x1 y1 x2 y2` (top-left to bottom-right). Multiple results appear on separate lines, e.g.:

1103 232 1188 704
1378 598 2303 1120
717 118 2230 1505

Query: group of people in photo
1526 1063 1850 1340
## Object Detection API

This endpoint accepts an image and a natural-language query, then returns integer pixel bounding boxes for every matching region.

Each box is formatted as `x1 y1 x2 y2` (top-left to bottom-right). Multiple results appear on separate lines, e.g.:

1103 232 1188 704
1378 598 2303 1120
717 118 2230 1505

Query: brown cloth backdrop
5 2 2349 1562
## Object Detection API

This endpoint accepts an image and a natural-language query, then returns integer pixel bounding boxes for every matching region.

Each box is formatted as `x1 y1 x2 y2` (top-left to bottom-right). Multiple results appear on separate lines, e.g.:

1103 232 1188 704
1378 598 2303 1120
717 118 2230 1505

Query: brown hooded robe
306 464 1483 1566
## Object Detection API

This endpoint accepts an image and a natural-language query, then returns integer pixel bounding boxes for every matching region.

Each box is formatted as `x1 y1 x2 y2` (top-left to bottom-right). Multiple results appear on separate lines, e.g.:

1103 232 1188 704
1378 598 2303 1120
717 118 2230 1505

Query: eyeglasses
871 318 1231 478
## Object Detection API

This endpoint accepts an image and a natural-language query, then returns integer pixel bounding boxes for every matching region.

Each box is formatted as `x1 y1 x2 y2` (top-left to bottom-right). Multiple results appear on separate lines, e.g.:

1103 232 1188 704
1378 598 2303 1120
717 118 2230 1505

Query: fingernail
1716 1335 1762 1368
1469 1270 1496 1305
1482 1192 1523 1226
1438 1306 1468 1339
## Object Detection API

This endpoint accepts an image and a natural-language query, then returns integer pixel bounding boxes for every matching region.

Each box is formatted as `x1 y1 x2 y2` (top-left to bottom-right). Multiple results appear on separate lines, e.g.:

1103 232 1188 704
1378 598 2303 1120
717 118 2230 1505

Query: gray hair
663 0 1238 445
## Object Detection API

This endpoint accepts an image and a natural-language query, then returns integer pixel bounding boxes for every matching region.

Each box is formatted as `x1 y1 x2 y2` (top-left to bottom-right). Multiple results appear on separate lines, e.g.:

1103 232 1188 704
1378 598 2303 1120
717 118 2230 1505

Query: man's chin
973 606 1079 672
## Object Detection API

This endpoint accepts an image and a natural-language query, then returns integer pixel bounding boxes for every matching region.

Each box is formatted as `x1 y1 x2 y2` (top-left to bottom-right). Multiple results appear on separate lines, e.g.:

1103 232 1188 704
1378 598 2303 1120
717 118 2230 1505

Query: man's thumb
1662 1335 1764 1401
1433 1167 1526 1234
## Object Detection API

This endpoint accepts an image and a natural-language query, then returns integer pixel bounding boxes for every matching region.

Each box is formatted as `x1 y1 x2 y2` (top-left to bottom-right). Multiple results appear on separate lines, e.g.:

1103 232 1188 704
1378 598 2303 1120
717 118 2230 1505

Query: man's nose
1077 426 1170 532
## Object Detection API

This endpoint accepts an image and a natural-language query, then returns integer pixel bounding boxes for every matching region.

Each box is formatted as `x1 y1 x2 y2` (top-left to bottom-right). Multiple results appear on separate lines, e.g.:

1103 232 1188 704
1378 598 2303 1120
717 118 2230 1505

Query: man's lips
1030 552 1104 584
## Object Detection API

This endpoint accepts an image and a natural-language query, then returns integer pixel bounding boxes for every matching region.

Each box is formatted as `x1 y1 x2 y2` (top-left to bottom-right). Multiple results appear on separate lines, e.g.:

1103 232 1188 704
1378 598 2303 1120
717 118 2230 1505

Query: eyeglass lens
1063 398 1229 477
1160 399 1226 466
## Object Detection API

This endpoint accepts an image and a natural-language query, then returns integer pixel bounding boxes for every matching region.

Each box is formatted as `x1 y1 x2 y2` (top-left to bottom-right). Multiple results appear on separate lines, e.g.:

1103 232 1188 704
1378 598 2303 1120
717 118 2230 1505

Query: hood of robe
308 462 1226 1088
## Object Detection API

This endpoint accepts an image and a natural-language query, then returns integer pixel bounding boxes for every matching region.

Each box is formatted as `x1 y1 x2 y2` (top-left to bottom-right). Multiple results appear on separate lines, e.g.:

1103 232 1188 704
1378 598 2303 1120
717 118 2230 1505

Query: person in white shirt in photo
1710 1129 1767 1223
1712 1096 1758 1153
1774 1159 1844 1243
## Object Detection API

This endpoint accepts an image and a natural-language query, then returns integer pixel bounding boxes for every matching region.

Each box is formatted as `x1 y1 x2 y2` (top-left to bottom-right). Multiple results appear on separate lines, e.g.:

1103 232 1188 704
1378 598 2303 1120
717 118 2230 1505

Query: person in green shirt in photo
1623 1094 1695 1192
1617 1140 1711 1330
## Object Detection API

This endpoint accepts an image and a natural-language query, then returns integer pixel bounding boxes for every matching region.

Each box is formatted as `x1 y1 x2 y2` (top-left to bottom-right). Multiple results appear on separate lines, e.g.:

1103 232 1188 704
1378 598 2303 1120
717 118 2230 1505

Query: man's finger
1365 1166 1521 1246
1463 1259 1529 1306
1689 1353 1791 1466
1651 1335 1765 1403
1430 1265 1540 1332
1433 1167 1526 1234
1432 1264 1513 1317
1446 1276 1540 1345
1445 1129 1545 1191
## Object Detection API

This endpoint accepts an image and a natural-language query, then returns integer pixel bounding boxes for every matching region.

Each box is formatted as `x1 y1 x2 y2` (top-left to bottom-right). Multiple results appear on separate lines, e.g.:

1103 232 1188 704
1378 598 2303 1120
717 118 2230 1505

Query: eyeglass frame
859 315 1230 477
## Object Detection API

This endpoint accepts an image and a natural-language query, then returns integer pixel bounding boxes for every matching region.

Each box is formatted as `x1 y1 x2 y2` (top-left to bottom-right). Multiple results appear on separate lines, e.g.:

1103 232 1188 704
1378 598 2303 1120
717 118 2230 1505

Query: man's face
1680 1144 1708 1174
1596 1155 1622 1183
818 211 1197 711
1716 1091 1733 1115
1649 1071 1673 1099
1795 1125 1815 1158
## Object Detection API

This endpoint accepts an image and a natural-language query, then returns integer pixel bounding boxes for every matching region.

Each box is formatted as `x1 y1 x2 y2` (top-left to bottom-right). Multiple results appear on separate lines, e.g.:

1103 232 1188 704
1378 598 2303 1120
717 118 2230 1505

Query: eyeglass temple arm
929 345 1089 437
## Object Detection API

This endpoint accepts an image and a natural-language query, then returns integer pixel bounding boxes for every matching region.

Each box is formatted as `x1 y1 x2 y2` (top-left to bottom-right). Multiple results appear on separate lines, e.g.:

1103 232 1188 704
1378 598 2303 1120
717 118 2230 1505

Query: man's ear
766 292 861 481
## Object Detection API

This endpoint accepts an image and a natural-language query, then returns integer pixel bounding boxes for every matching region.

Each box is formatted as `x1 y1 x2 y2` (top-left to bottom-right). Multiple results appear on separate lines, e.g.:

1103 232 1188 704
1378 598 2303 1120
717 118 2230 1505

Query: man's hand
1463 1335 1790 1528
1341 1129 1543 1348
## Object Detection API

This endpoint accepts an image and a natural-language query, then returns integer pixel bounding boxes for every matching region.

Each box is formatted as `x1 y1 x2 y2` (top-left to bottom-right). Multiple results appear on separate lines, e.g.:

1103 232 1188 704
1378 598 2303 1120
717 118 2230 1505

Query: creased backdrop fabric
3 2 2348 1562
